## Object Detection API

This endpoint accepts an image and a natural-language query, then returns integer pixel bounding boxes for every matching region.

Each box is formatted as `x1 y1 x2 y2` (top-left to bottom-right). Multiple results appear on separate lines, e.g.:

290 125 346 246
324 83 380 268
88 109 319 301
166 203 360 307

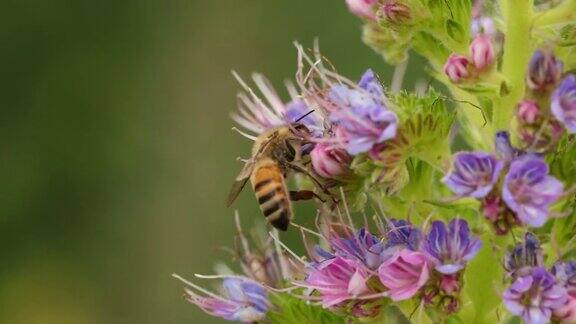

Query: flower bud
469 34 495 71
517 100 541 124
443 54 471 83
346 0 378 21
378 249 430 301
439 274 460 295
379 1 411 24
527 49 563 92
310 143 352 179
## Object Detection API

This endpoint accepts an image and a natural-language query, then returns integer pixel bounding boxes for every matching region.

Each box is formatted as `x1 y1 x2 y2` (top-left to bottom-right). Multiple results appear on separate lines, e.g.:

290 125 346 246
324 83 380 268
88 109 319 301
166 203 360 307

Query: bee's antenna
294 110 315 123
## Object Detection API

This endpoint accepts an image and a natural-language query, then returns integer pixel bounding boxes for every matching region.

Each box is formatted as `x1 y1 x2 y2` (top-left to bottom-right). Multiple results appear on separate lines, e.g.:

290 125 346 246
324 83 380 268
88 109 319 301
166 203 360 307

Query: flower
443 54 471 83
551 74 576 134
504 233 544 278
422 219 482 274
183 278 270 322
310 143 352 179
328 69 398 155
552 262 576 323
385 219 422 251
526 50 563 92
318 228 387 270
442 152 504 198
346 0 378 21
503 267 567 324
378 249 430 301
502 155 564 227
303 256 373 307
495 130 522 161
517 100 541 125
469 34 495 71
231 72 322 138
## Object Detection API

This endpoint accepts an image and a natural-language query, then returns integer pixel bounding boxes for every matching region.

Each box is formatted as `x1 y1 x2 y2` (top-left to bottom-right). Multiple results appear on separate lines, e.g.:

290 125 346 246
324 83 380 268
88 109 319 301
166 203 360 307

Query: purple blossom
442 152 504 198
302 256 373 308
385 219 422 251
552 261 576 292
469 34 495 71
378 249 430 301
551 74 576 134
495 131 522 161
526 50 563 92
471 16 496 38
184 278 270 322
443 54 472 83
329 69 398 155
502 155 564 227
504 233 544 278
318 228 387 270
503 267 567 324
345 0 378 21
422 219 482 274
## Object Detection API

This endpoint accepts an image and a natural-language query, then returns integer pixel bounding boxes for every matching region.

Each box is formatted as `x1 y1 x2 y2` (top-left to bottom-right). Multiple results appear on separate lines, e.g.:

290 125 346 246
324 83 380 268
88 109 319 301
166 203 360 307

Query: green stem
496 0 534 132
449 85 493 150
533 0 576 27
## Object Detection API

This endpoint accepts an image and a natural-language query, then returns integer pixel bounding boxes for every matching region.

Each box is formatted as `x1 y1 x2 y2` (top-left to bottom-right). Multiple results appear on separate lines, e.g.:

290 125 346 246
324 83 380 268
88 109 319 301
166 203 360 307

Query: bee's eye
285 140 296 161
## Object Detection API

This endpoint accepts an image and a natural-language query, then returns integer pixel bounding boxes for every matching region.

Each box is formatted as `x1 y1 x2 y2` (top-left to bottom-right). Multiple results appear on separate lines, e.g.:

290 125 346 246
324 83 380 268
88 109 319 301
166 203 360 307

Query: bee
227 120 329 231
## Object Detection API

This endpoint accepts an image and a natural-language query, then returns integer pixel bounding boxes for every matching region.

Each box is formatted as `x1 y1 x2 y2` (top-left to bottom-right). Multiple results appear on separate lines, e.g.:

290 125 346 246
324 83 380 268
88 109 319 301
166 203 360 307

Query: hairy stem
496 0 534 132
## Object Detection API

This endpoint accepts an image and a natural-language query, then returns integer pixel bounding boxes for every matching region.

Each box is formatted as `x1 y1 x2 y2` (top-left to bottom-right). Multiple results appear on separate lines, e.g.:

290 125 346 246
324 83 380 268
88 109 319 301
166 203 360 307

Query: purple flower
320 228 387 270
442 152 504 198
184 278 270 322
502 155 564 227
552 261 576 291
378 249 430 301
329 69 398 155
310 143 352 179
526 50 563 92
495 131 522 161
422 219 482 274
504 233 544 278
303 256 373 308
385 219 422 251
551 74 576 134
503 267 567 324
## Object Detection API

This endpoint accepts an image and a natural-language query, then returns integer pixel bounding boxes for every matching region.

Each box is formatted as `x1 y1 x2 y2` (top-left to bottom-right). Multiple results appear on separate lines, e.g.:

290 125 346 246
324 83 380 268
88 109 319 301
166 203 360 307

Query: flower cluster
174 0 576 322
443 33 496 83
292 217 481 317
515 49 575 152
502 234 576 324
443 132 564 232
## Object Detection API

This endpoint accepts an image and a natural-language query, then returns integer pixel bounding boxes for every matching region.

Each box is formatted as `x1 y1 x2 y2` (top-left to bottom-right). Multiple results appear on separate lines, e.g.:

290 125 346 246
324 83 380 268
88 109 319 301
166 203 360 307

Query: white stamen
172 273 228 302
231 127 258 140
269 231 308 266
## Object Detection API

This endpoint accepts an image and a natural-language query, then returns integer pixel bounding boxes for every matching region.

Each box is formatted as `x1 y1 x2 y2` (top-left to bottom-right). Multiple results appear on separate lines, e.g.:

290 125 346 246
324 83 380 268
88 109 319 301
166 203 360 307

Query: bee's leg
286 162 338 204
289 190 325 203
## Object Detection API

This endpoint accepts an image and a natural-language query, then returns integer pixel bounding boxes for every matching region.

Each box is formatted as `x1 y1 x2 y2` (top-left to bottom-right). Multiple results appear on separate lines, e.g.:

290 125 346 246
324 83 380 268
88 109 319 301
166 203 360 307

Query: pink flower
554 292 576 323
304 257 373 308
378 249 430 301
469 34 495 71
517 100 541 125
380 1 411 23
346 0 378 21
443 54 471 83
311 143 352 179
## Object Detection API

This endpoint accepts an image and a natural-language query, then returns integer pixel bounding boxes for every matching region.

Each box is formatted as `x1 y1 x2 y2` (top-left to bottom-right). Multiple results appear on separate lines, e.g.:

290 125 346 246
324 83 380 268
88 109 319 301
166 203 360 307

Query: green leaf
268 293 346 324
446 19 465 43
463 233 505 323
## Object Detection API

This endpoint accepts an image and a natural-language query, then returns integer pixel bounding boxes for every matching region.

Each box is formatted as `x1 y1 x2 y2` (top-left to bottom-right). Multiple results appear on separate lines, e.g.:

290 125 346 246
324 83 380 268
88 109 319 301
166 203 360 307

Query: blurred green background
0 1 424 322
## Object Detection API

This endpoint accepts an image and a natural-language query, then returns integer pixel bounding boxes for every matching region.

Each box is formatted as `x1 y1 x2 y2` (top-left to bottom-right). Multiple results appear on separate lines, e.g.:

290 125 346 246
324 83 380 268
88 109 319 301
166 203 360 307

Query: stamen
171 273 228 302
269 231 308 266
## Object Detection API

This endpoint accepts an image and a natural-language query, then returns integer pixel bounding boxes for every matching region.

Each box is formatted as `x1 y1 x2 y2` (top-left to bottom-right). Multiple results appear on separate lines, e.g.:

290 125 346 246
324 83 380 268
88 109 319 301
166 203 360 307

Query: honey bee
227 122 329 231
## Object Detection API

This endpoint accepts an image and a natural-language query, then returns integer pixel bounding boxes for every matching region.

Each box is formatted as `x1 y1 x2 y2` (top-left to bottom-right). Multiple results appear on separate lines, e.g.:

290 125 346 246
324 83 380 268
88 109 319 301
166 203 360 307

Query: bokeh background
0 1 423 322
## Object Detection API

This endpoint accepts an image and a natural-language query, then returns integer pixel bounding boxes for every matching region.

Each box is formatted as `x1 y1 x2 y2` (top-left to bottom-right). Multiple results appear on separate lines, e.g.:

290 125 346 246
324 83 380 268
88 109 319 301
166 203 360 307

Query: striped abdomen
250 159 292 231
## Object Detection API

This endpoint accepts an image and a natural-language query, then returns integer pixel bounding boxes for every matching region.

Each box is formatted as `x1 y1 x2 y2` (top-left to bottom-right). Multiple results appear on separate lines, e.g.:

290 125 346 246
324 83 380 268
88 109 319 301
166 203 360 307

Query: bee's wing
227 160 255 207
